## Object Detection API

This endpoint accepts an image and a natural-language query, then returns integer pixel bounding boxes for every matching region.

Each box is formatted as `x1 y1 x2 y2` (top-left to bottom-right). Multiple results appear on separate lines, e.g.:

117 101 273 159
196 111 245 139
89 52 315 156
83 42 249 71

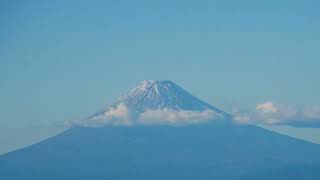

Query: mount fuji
84 80 230 126
1 80 320 180
113 80 227 112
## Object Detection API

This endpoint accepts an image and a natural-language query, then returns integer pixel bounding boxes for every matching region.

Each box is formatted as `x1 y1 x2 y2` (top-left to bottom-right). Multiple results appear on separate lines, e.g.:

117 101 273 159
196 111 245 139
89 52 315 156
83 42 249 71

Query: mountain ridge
88 80 230 125
1 80 320 180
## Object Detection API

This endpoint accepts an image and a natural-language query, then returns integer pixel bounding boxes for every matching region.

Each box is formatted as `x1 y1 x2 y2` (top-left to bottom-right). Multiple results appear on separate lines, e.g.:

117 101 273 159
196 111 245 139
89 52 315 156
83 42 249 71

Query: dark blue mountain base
1 81 319 179
1 122 320 180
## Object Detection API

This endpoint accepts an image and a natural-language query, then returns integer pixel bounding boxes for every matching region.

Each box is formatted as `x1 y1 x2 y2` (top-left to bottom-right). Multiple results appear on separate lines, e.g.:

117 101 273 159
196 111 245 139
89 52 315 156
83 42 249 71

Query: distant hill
1 80 319 179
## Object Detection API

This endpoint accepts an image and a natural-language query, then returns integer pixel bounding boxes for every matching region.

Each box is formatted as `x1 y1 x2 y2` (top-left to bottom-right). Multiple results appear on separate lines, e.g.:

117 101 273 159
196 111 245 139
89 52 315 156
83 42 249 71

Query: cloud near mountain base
74 103 222 127
233 101 320 128
138 109 221 125
71 101 320 128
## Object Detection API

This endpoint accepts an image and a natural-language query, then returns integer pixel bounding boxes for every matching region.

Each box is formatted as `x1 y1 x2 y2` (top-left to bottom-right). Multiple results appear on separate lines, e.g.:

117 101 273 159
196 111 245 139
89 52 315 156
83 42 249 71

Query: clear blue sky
0 0 320 153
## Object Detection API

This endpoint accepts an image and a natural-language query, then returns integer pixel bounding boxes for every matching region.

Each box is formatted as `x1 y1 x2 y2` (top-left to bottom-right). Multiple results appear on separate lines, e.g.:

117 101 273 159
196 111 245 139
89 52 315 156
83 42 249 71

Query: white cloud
233 101 320 127
233 114 251 124
138 109 220 125
256 101 278 114
303 106 320 119
73 101 320 128
74 104 222 127
75 103 138 127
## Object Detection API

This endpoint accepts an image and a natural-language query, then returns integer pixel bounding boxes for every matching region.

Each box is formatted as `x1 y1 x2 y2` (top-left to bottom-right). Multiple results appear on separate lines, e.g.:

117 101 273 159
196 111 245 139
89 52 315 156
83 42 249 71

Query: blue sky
1 0 320 153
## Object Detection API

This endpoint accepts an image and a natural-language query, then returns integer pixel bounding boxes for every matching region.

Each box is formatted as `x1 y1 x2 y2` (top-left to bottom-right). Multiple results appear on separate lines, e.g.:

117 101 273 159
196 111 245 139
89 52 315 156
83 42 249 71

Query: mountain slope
116 80 226 112
1 80 320 180
1 123 320 180
90 80 230 121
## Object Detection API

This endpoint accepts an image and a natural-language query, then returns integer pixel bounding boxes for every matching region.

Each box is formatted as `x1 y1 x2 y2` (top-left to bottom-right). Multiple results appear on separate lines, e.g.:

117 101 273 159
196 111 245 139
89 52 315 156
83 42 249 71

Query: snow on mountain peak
80 80 230 126
115 80 224 112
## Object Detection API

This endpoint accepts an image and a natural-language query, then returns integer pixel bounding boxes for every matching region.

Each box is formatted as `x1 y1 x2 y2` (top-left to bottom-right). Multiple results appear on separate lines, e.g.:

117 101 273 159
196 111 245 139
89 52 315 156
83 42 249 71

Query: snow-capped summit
115 80 223 112
86 80 230 124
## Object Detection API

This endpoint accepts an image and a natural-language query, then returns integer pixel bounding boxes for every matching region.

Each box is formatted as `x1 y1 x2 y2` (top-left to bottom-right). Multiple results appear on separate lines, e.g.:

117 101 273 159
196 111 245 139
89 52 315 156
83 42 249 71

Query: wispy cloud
233 101 320 127
138 109 221 125
71 101 320 128
73 103 138 127
74 103 222 127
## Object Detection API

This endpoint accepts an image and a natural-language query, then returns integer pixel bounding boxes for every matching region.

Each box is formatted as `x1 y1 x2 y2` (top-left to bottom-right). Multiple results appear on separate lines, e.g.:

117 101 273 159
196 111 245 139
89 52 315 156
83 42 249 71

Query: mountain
1 80 320 180
114 80 227 112
88 80 230 123
84 80 230 126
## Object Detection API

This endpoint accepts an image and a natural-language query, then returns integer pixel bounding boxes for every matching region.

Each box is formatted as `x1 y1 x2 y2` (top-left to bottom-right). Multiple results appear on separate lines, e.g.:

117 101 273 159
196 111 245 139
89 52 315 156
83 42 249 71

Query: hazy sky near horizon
1 0 320 153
